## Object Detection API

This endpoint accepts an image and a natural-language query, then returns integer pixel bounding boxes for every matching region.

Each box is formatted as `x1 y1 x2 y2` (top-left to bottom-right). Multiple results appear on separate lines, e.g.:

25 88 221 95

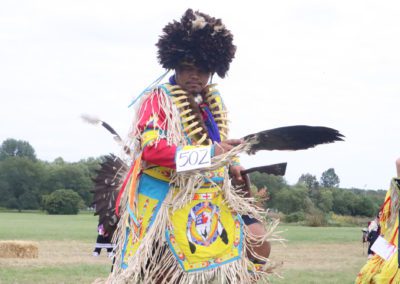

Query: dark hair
156 9 236 78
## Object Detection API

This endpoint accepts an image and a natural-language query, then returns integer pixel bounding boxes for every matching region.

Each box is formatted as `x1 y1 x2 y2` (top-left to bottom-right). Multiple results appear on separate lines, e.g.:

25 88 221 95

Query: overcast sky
1 0 399 190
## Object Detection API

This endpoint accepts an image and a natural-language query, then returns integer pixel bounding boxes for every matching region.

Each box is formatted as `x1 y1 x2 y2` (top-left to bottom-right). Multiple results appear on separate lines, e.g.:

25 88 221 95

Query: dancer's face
175 64 210 95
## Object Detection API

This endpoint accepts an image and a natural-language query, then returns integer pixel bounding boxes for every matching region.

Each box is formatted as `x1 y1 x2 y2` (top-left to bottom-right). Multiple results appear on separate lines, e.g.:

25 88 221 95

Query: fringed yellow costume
107 81 278 284
356 179 400 284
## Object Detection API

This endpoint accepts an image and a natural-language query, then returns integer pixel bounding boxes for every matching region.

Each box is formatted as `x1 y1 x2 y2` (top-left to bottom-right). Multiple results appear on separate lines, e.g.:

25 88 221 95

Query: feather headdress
156 9 236 77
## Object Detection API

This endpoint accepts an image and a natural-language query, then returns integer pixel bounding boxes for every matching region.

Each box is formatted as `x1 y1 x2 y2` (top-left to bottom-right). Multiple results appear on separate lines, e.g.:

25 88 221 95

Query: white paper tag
371 236 397 260
176 146 211 172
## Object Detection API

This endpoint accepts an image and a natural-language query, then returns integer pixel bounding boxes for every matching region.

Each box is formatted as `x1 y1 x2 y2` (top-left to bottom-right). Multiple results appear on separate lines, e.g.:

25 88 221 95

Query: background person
366 212 381 258
92 223 113 257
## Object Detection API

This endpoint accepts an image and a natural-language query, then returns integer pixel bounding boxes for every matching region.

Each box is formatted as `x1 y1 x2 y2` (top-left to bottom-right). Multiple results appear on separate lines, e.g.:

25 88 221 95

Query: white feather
81 114 100 125
191 14 207 30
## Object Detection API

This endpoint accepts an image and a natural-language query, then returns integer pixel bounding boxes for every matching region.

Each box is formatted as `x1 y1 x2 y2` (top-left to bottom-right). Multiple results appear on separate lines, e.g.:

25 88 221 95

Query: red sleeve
142 140 177 169
138 93 177 169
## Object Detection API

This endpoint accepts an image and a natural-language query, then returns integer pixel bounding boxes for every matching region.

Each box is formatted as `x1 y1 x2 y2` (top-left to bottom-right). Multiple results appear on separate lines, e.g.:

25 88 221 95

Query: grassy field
0 212 367 284
271 225 366 283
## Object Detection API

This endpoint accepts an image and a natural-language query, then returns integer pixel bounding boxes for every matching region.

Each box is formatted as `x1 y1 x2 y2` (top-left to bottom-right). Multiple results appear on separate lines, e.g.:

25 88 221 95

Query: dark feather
101 121 120 137
241 163 287 176
243 125 344 154
91 154 128 235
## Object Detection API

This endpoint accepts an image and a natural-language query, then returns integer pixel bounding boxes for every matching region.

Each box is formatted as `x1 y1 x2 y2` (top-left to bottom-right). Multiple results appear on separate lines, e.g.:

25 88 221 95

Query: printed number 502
176 147 211 171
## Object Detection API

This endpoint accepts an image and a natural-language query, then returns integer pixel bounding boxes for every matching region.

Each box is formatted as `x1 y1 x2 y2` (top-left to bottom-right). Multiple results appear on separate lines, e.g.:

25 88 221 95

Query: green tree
0 139 36 161
316 189 333 212
249 172 287 209
42 189 84 214
78 157 102 179
298 173 319 191
42 162 94 205
331 189 348 215
19 191 40 210
53 157 66 166
298 173 321 204
273 185 312 214
332 189 357 215
353 195 377 217
250 172 287 190
320 168 340 188
0 157 44 210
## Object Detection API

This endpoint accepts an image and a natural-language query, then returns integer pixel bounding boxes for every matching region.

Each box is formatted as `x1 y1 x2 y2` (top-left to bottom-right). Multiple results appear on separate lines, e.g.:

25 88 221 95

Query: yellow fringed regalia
356 179 400 284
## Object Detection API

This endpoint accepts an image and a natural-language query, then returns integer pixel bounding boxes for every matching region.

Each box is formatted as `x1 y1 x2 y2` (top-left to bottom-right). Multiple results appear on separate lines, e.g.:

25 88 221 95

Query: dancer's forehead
176 62 210 74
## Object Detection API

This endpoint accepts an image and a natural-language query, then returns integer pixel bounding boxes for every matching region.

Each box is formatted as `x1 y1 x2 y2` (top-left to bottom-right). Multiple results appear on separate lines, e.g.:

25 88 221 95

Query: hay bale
0 240 39 258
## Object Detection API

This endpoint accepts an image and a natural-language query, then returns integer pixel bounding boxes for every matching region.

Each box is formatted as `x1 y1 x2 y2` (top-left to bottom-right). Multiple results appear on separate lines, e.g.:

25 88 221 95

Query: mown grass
278 224 360 244
0 212 98 242
0 212 104 284
271 269 358 284
0 264 109 284
0 212 366 284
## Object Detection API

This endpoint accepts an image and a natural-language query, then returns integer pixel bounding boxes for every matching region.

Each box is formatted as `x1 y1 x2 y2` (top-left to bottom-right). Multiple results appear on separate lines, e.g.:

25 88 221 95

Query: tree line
0 139 100 213
0 138 386 217
250 169 386 220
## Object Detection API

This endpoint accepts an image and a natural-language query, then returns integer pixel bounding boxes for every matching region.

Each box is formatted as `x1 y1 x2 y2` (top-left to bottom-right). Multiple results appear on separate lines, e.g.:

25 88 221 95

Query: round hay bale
0 240 39 258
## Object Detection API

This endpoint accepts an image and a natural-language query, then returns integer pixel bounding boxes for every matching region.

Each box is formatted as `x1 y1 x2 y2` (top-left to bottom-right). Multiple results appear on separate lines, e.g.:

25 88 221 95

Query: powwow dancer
355 158 400 283
98 9 344 284
106 9 278 284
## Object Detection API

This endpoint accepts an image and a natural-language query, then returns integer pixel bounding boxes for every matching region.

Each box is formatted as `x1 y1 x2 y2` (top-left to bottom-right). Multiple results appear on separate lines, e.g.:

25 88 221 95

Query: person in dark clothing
367 212 381 258
93 223 114 257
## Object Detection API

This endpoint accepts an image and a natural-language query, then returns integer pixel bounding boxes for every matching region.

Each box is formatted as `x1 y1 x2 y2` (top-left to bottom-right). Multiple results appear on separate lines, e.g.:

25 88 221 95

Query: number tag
176 146 211 172
371 236 397 260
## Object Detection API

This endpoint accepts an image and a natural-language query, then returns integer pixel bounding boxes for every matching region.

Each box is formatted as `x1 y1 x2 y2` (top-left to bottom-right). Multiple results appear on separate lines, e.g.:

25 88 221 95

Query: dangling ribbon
200 104 221 143
115 154 142 217
128 70 170 108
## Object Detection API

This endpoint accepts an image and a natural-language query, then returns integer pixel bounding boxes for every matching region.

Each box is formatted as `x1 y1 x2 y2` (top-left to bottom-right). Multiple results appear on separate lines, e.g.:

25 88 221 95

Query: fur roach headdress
156 9 236 78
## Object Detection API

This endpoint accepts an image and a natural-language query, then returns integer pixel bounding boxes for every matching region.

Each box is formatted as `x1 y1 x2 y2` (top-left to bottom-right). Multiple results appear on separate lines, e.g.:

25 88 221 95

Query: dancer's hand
230 165 245 184
214 139 243 156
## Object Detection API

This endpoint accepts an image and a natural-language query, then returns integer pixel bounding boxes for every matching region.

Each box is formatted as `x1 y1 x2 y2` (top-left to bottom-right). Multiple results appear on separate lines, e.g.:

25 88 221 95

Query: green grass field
0 212 367 283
